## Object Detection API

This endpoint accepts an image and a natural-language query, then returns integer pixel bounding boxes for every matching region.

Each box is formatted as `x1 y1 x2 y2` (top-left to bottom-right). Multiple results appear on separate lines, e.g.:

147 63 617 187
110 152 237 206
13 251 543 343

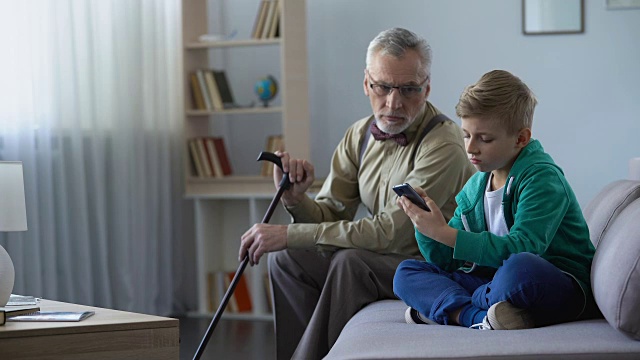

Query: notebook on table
7 311 95 322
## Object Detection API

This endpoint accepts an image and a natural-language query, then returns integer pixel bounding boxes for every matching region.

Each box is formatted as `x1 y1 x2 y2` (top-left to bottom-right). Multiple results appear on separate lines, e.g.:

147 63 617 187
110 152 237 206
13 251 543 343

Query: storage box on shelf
181 0 310 320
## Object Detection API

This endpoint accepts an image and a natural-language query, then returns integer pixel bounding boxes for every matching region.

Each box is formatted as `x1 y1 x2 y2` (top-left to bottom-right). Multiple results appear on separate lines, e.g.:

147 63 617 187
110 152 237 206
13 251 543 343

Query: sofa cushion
591 198 640 340
583 180 640 247
326 300 640 359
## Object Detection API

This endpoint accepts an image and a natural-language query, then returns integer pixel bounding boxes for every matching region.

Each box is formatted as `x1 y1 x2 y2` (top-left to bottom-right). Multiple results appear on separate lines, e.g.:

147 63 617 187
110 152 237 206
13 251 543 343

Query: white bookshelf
181 0 310 320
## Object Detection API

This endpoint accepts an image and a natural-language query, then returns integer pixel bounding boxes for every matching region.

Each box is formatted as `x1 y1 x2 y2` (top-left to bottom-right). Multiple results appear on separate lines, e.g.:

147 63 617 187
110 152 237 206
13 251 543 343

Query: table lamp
0 161 28 307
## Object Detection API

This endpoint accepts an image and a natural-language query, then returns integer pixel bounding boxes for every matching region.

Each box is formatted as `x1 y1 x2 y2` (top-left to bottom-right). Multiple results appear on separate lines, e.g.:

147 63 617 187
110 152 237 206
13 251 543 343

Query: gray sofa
326 180 640 359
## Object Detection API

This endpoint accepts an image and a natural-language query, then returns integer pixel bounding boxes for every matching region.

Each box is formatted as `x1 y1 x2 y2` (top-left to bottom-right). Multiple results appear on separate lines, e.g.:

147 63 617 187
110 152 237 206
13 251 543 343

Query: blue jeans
393 252 584 327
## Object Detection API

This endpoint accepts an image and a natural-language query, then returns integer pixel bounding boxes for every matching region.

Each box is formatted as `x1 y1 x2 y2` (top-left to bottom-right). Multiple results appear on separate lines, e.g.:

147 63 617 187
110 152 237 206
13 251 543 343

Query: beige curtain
0 0 187 315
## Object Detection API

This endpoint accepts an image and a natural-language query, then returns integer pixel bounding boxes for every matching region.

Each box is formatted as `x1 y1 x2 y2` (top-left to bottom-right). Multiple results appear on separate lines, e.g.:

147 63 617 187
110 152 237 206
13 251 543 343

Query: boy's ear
516 128 532 148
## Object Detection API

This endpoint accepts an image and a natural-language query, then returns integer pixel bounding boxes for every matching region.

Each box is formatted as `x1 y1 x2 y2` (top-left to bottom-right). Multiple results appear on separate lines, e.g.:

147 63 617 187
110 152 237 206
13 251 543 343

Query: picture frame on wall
606 0 640 10
522 0 584 35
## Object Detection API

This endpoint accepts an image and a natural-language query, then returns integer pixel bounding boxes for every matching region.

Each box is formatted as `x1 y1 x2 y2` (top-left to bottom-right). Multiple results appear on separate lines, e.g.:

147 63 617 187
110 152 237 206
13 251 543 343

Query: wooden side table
0 299 179 359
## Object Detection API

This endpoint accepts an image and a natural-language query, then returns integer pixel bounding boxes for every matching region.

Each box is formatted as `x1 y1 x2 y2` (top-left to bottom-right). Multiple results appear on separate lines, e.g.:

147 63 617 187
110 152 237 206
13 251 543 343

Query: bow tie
370 121 408 146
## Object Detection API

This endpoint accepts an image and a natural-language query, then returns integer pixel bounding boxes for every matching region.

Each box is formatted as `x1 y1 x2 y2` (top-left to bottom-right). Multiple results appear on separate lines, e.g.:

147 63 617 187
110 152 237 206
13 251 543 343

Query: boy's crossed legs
394 252 584 329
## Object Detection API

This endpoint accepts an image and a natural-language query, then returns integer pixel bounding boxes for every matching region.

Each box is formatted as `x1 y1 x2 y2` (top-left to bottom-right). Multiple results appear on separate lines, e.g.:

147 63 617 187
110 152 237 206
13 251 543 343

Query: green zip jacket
416 139 596 314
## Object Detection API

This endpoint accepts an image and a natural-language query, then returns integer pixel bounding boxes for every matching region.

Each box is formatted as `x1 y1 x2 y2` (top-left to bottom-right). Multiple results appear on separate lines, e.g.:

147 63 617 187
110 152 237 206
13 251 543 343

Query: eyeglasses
367 71 429 99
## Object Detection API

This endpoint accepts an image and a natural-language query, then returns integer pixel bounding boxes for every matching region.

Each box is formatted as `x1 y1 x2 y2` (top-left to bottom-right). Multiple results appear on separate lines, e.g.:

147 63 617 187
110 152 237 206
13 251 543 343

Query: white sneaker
470 301 534 330
469 316 493 330
404 307 437 325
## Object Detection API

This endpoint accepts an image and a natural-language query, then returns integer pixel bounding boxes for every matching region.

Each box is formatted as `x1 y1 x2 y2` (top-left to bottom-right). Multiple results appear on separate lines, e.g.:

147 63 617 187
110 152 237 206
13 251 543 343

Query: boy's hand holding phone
393 183 457 247
392 183 431 212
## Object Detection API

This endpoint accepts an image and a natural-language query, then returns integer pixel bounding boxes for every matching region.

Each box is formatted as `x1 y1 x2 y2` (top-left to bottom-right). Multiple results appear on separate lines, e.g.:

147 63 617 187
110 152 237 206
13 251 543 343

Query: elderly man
239 27 475 359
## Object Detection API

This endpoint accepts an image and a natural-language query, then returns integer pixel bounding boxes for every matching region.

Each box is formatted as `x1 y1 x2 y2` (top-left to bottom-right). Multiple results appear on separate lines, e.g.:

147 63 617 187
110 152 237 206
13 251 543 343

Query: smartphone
392 183 431 212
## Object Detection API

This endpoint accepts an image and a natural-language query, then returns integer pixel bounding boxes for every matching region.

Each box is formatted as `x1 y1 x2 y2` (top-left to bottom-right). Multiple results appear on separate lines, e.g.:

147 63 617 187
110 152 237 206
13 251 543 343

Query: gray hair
365 28 432 79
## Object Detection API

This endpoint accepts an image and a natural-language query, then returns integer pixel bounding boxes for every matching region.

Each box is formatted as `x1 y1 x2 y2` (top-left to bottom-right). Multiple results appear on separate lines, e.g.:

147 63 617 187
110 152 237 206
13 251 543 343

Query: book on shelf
267 0 281 39
214 271 225 312
196 138 214 177
7 311 95 322
212 70 235 108
252 0 270 39
207 270 271 315
204 138 224 178
204 70 224 111
195 70 213 111
187 69 235 111
189 73 206 110
261 135 284 177
251 0 269 39
226 271 253 313
252 0 280 39
188 139 205 178
187 142 199 177
206 271 227 313
207 272 216 313
209 270 253 314
260 0 277 39
0 305 41 326
222 272 239 313
212 137 233 176
187 137 233 178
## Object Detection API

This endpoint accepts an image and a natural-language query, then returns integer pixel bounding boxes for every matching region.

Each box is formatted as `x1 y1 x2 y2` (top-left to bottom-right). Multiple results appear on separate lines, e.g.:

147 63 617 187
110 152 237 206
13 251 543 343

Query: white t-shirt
484 174 509 236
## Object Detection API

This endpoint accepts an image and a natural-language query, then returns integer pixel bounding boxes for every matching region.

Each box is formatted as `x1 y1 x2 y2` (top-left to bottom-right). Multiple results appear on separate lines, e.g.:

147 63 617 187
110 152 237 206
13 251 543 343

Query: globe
254 75 278 107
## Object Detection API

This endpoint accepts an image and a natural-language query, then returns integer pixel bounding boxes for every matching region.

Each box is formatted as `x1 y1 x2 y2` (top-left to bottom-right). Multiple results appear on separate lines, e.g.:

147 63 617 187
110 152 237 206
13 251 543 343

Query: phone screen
392 183 431 212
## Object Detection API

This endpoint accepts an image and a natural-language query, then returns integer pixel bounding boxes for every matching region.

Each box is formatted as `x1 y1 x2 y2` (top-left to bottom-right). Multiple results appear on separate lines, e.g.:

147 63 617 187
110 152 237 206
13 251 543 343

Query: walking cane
193 151 291 360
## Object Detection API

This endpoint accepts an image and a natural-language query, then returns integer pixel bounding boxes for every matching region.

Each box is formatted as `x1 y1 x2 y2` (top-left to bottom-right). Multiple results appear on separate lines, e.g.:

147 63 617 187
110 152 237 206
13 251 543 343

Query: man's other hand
239 224 288 265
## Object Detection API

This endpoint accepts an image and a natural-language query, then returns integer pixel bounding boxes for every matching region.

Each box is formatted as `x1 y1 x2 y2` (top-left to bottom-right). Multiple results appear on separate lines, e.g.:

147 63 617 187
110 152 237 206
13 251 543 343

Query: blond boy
393 70 599 329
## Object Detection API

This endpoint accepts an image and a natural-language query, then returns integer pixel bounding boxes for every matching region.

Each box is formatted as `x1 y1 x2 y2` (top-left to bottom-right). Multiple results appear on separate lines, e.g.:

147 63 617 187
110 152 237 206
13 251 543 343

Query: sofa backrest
585 180 640 340
583 180 640 248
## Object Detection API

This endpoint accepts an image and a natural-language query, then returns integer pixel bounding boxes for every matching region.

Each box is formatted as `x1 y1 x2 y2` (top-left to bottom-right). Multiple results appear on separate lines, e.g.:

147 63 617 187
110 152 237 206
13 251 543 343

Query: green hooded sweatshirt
415 139 597 317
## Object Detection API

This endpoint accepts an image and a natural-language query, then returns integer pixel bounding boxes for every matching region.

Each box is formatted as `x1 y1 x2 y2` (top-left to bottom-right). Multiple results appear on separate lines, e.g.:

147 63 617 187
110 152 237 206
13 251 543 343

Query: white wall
306 0 640 206
216 0 640 206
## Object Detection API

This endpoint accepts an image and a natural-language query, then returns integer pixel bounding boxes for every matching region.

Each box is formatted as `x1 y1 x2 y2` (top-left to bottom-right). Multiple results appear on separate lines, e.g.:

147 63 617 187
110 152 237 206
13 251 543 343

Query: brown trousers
268 248 414 360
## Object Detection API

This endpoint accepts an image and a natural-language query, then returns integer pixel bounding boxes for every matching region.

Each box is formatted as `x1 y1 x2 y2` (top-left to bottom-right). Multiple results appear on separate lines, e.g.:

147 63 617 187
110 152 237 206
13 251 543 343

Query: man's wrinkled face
364 50 430 134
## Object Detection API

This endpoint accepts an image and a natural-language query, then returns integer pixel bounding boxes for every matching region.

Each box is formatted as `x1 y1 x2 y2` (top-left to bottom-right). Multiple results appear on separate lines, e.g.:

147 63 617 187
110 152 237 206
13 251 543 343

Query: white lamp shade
0 161 28 231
